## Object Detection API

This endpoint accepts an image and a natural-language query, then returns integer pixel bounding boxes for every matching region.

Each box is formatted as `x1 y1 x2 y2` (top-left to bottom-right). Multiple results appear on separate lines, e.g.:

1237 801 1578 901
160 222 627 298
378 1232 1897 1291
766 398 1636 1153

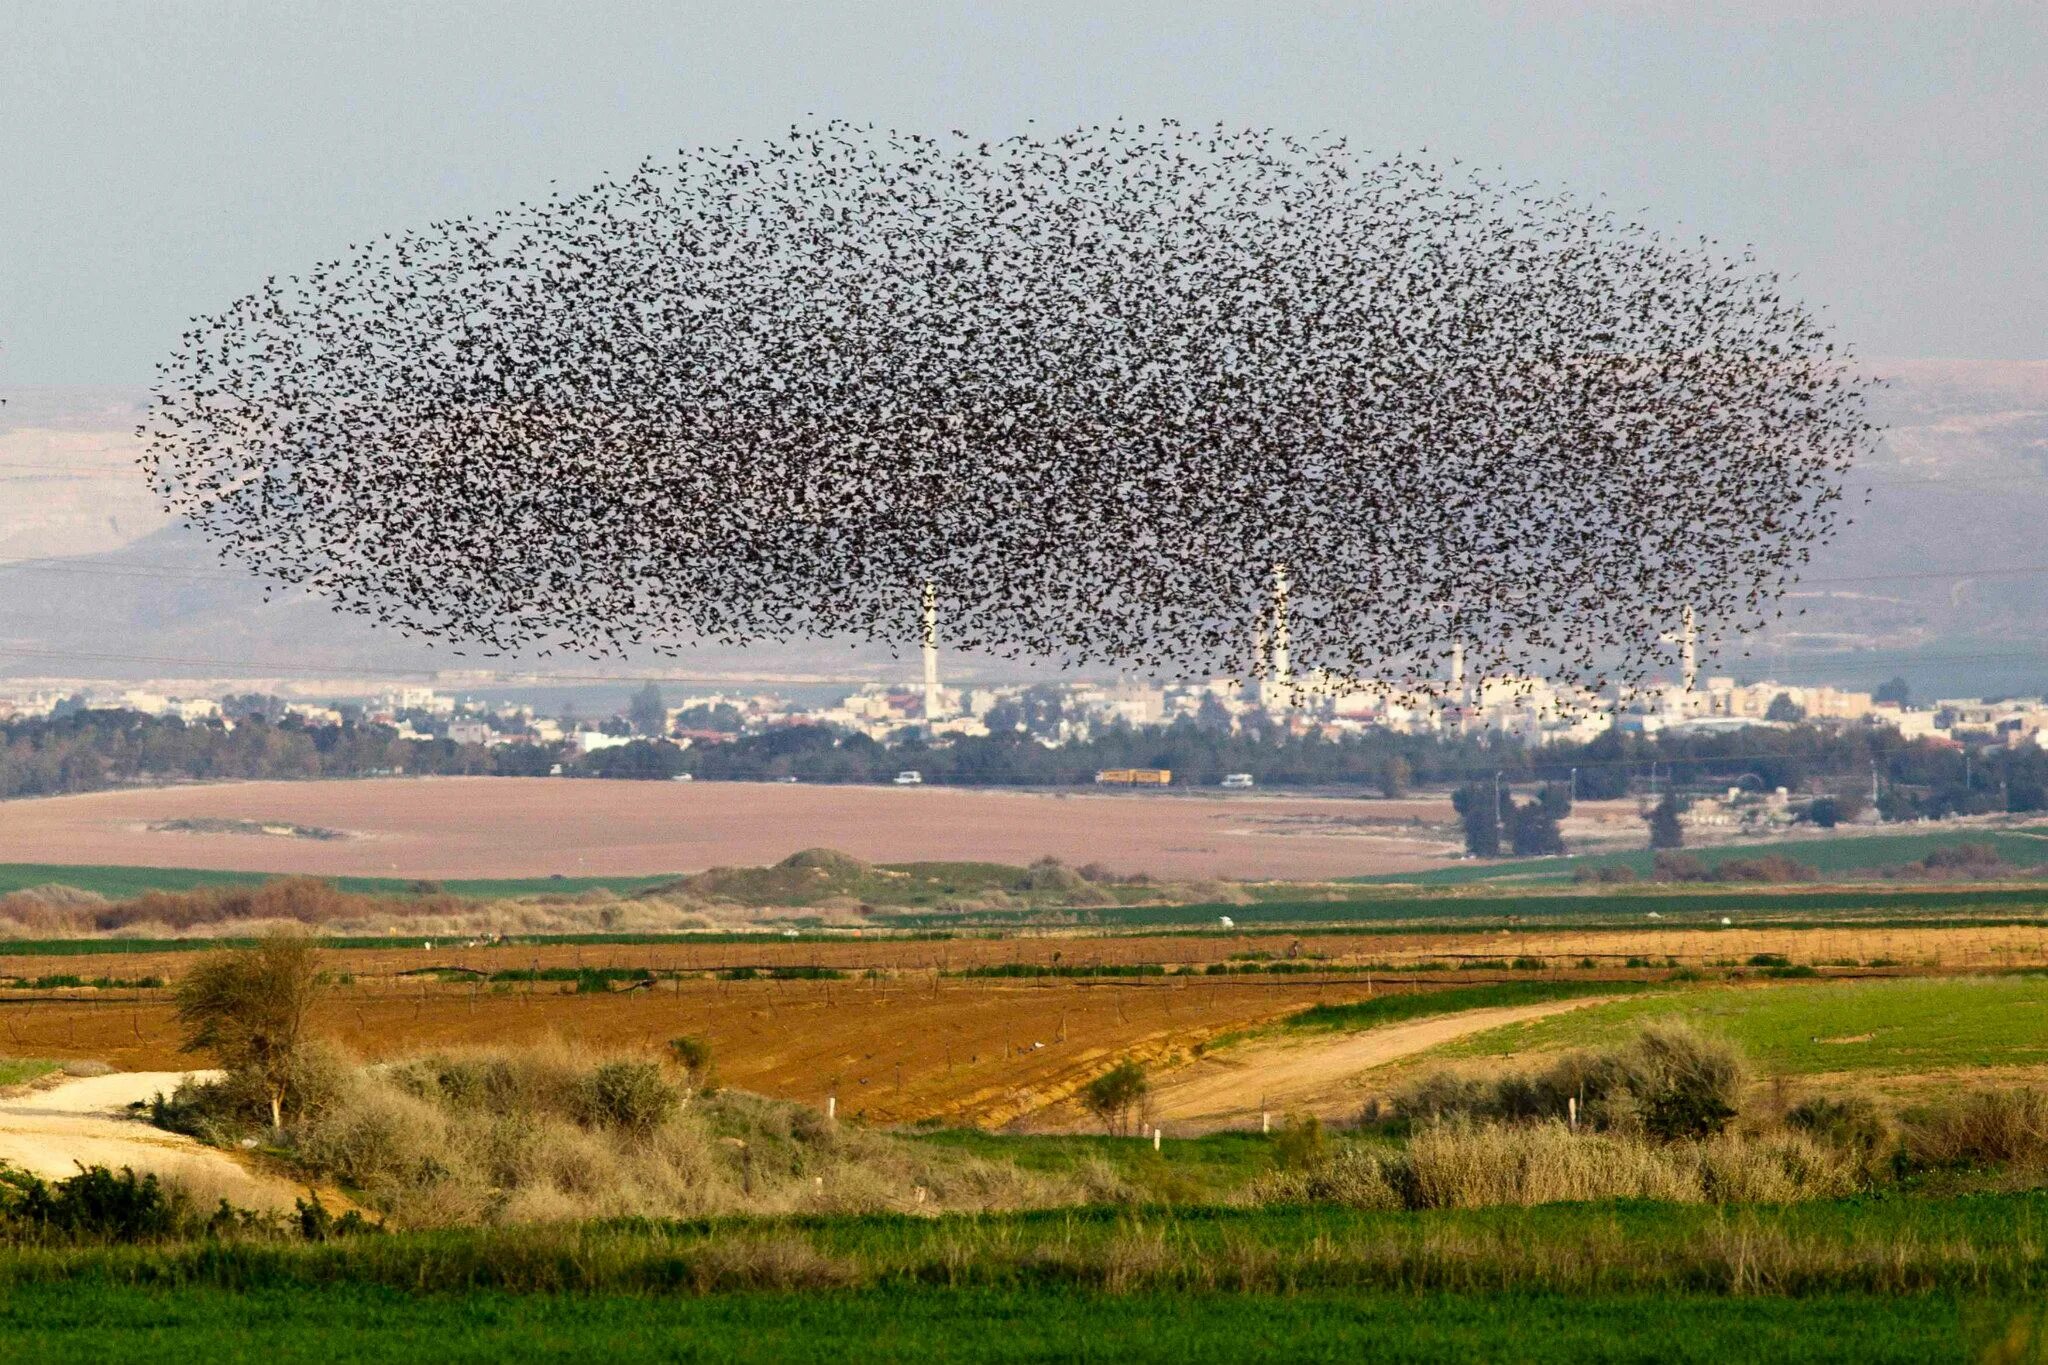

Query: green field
1354 826 2048 888
1432 975 2048 1075
1280 980 1660 1033
898 884 2048 929
0 1283 1982 1363
7 1196 2048 1360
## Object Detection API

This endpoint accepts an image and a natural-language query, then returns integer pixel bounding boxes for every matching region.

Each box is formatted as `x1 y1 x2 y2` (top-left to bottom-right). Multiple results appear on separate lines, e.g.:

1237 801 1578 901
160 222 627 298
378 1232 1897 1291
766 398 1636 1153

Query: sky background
2 1 2044 389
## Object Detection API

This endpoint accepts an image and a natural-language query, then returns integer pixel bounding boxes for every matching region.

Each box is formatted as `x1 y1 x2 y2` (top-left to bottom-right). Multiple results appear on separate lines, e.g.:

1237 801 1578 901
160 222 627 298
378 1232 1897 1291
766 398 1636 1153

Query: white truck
1220 772 1255 789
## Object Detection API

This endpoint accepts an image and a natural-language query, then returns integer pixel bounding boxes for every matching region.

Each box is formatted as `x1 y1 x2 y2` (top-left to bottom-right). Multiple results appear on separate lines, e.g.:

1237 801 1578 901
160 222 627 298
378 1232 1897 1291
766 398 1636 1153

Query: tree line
3 707 2045 823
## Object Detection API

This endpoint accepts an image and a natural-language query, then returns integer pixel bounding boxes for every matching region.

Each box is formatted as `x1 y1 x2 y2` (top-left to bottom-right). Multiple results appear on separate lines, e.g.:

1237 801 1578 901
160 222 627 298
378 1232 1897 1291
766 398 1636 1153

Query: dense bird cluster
141 121 1876 692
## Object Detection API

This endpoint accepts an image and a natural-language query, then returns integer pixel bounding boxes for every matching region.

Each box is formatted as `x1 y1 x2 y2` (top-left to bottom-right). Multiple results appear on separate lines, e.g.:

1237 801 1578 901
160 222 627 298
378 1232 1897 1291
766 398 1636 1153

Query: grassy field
0 1283 1981 1363
945 883 2048 929
1431 975 2048 1076
6 1197 2048 1360
1355 826 2048 887
1278 980 1659 1033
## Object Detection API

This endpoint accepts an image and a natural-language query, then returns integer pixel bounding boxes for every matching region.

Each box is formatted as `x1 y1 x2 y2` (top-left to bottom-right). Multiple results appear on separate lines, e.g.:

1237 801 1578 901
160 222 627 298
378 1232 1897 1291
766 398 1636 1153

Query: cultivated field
0 778 1498 880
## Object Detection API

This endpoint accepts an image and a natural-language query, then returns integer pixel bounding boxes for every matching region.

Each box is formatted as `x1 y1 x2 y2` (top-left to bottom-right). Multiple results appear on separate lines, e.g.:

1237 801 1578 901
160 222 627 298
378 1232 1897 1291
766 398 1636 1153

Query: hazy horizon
3 1 2046 389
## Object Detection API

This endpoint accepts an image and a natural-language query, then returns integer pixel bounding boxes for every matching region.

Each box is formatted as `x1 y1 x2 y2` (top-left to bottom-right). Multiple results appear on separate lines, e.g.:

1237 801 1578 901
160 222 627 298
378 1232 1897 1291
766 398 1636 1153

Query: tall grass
5 1195 2048 1298
161 1040 1098 1226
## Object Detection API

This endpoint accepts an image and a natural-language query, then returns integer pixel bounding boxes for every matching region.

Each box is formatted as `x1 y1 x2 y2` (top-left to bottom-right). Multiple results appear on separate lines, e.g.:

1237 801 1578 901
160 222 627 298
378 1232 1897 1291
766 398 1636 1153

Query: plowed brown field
0 973 1394 1129
0 778 1479 880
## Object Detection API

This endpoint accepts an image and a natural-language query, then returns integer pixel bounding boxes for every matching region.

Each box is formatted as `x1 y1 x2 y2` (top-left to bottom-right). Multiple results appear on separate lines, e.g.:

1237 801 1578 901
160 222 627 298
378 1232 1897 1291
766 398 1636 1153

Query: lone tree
143 122 1875 695
1645 793 1689 850
1452 782 1502 858
1080 1059 1150 1137
628 682 669 737
1508 798 1566 856
175 934 321 1131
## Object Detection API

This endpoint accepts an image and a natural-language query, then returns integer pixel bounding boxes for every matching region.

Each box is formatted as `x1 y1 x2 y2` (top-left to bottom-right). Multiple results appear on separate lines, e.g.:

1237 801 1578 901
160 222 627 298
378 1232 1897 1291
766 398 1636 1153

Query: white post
1568 1095 1578 1131
921 580 943 722
1261 1110 1270 1135
827 1094 836 1121
1153 1128 1162 1152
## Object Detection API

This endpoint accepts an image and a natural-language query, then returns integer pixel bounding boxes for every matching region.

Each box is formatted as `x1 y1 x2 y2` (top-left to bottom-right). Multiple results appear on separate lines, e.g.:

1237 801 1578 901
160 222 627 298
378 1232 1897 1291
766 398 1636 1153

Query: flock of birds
140 120 1877 693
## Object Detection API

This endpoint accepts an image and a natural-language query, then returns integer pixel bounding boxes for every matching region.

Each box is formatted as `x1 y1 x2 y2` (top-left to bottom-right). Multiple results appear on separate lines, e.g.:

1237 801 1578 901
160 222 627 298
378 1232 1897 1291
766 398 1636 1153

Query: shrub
668 1036 714 1088
0 1164 184 1241
1786 1095 1893 1166
577 1061 678 1133
1395 1022 1746 1141
1904 1088 2048 1168
1270 1113 1327 1171
1080 1060 1149 1137
1572 865 1638 885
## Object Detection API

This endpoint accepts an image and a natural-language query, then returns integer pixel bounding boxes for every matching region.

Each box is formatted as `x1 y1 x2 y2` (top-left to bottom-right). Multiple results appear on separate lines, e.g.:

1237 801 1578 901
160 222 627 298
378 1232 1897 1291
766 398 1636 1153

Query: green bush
0 1164 183 1241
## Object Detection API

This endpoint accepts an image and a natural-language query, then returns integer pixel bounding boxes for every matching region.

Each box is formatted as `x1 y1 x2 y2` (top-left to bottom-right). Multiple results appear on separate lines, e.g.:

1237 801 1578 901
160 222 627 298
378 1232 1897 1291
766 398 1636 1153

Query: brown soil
0 779 1485 881
0 974 1396 1129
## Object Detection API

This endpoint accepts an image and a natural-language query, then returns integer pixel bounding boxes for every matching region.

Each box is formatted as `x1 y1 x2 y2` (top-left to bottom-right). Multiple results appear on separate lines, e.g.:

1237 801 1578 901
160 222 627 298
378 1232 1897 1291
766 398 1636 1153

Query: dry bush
250 1041 1068 1227
1407 1122 1702 1207
1258 1122 1862 1212
1397 1021 1748 1141
1785 1094 1895 1169
1247 1144 1405 1210
1904 1088 2048 1169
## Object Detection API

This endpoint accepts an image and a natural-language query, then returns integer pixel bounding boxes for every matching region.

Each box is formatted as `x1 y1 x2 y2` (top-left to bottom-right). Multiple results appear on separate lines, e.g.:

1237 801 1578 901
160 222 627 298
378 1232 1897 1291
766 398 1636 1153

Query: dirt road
0 1070 301 1210
1132 996 1618 1132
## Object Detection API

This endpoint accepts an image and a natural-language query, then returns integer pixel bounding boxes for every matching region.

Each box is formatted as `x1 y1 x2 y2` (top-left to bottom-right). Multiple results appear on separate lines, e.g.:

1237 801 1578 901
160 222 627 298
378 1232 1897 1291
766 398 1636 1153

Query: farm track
0 1070 302 1210
1051 996 1622 1133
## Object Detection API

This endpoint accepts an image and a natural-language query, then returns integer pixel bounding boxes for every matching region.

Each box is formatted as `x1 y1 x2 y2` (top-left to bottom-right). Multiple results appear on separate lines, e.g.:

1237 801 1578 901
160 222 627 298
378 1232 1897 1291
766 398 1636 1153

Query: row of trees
6 707 2048 821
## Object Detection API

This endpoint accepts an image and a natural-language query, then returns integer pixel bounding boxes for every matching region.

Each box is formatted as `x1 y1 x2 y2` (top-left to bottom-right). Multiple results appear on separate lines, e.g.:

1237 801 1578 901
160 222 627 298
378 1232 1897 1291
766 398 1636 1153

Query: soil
0 779 1490 881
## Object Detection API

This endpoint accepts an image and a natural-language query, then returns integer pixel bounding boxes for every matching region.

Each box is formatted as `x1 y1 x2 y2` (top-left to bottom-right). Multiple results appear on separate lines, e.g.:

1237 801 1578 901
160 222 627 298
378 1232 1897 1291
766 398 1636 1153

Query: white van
893 770 924 786
1221 772 1255 789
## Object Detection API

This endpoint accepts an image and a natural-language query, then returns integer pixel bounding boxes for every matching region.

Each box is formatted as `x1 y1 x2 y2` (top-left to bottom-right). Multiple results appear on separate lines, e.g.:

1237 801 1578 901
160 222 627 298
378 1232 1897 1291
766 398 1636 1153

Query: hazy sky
2 1 2043 387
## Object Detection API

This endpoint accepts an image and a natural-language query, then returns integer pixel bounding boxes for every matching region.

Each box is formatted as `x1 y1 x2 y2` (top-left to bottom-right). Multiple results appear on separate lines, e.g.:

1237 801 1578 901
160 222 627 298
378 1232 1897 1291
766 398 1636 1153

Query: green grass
908 1130 1280 1199
1432 975 2048 1075
1281 979 1663 1033
884 884 2048 929
1353 826 2048 887
0 1058 56 1087
0 1283 1983 1363
8 1196 2048 1359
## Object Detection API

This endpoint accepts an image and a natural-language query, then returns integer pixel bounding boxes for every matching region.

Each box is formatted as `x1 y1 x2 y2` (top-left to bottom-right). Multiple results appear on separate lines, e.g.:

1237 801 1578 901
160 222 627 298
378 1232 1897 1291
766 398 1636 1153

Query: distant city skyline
2 1 2045 387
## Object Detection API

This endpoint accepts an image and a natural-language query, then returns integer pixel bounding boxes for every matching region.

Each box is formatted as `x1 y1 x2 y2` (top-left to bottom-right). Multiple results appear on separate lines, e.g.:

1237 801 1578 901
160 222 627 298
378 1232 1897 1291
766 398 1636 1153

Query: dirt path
1133 996 1620 1132
0 1070 302 1210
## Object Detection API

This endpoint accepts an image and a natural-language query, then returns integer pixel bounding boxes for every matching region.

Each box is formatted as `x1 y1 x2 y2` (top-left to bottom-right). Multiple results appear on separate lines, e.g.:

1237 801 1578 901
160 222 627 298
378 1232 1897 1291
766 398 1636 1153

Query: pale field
0 777 1512 880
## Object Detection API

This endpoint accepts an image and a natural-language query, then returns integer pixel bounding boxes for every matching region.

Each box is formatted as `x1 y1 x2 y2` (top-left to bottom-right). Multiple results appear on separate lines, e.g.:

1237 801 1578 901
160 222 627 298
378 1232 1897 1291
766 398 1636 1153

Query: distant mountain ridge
2 362 2045 694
